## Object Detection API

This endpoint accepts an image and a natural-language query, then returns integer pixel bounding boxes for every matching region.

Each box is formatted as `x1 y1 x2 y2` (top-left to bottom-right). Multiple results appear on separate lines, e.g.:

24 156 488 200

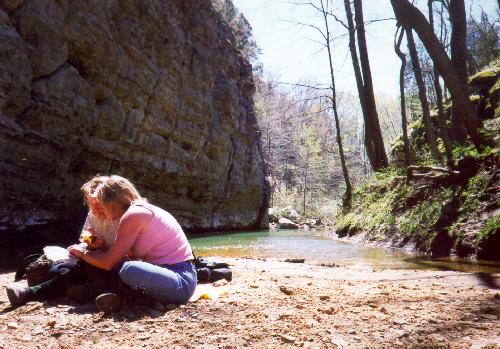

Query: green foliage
398 189 451 238
336 163 496 256
452 145 480 159
457 169 490 218
477 215 500 243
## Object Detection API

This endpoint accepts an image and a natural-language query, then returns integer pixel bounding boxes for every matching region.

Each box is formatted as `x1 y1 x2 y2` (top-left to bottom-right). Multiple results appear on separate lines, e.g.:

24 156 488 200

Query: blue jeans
118 260 197 304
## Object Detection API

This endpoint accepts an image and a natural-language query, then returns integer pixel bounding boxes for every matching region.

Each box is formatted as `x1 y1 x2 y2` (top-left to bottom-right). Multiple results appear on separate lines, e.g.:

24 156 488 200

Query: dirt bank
1 258 499 348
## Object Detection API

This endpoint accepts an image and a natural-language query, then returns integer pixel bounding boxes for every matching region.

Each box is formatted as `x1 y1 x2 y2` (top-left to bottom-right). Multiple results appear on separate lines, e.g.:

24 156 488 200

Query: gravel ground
1 257 499 348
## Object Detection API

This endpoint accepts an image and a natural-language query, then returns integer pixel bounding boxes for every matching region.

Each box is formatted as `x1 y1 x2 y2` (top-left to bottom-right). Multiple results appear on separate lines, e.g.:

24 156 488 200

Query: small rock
393 318 406 325
379 307 388 314
284 258 305 263
303 341 321 348
319 295 330 301
21 334 32 341
280 334 296 343
213 279 228 287
7 322 19 329
493 293 499 300
348 330 356 335
280 286 294 295
45 307 56 314
138 334 151 340
295 304 305 309
32 328 44 335
47 319 57 328
249 284 259 288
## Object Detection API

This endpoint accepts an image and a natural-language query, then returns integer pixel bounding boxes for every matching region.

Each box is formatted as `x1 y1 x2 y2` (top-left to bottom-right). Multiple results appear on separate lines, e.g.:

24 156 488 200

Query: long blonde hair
94 175 143 208
81 175 109 205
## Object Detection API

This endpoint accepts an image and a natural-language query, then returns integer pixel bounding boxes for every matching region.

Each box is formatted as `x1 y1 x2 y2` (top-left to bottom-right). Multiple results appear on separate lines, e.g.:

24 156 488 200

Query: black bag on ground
194 257 232 283
15 253 55 286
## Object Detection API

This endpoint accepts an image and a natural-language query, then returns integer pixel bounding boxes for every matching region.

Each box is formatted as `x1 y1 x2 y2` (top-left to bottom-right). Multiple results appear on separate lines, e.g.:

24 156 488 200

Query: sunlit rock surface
0 0 269 254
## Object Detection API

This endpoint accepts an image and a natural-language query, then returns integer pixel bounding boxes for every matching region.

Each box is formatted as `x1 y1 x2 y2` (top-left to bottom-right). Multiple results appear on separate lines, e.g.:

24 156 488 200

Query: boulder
469 68 499 91
268 207 280 223
280 206 301 222
278 218 299 229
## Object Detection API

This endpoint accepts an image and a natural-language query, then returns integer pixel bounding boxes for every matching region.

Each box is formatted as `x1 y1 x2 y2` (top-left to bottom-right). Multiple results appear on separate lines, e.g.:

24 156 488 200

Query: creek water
189 229 500 273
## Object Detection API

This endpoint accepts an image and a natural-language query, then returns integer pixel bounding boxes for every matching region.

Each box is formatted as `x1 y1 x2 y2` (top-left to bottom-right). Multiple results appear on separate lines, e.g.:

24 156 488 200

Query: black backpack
15 254 55 286
194 256 232 283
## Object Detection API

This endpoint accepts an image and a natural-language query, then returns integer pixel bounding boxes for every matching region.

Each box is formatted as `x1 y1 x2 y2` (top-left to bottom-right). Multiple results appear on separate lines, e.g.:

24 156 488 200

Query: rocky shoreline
1 257 499 348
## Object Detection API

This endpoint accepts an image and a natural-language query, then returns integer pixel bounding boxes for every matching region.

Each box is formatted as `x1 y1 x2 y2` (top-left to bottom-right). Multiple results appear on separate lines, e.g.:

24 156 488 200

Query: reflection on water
189 229 500 273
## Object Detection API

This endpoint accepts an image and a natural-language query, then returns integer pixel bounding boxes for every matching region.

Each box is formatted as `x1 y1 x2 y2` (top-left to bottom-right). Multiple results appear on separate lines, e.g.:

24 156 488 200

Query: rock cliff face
0 0 269 253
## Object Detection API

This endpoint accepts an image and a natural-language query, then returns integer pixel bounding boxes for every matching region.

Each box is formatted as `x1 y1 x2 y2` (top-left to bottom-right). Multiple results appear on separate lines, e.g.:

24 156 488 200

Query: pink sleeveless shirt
129 202 193 265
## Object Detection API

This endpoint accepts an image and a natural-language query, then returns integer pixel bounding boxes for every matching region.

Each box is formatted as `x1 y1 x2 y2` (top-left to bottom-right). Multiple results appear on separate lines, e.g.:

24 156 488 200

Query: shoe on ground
5 284 30 307
65 284 95 304
95 293 122 313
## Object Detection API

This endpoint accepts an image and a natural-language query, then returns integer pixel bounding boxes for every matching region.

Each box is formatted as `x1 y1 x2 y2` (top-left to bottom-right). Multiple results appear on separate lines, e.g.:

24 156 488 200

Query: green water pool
188 229 500 273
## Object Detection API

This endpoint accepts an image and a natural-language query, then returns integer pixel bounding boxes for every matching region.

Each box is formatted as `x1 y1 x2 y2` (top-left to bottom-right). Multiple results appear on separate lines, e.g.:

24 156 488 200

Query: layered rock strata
0 0 269 255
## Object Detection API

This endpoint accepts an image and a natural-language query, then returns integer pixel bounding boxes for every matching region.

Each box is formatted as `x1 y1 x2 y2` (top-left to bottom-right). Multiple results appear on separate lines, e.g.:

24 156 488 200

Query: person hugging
68 175 197 312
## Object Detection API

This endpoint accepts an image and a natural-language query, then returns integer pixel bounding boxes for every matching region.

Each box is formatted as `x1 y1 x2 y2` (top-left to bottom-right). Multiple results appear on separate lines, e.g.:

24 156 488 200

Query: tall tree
353 0 388 170
406 29 442 161
428 0 454 165
343 0 375 169
448 0 468 143
390 0 493 150
394 28 412 167
320 0 352 205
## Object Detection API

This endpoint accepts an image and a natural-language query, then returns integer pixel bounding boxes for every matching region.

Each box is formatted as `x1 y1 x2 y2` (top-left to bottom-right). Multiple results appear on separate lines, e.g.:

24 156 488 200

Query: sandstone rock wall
0 0 269 250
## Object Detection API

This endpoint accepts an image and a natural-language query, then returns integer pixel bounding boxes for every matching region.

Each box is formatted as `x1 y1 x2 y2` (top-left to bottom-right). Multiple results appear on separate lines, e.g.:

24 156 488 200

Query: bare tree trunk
394 28 412 167
390 0 494 150
353 0 388 170
448 0 468 143
321 0 352 206
428 0 454 165
343 0 376 170
303 157 308 216
406 29 442 162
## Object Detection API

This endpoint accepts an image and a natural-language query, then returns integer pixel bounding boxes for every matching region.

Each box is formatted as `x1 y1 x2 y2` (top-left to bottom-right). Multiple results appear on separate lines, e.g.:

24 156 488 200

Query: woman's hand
87 235 105 250
67 244 87 259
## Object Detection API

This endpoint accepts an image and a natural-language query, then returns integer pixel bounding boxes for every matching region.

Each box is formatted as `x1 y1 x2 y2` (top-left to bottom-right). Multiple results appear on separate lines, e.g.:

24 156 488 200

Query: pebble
7 322 19 329
279 286 294 295
303 341 321 348
393 318 406 325
280 334 296 343
45 307 56 314
21 334 32 341
213 279 228 287
319 295 330 301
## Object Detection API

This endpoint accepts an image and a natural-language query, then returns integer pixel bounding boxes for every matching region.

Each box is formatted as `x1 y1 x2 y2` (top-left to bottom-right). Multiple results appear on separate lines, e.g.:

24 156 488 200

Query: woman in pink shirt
68 175 197 307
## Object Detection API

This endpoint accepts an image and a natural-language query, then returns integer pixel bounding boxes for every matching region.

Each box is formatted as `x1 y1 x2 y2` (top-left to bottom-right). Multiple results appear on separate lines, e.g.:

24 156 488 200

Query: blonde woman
68 175 197 308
